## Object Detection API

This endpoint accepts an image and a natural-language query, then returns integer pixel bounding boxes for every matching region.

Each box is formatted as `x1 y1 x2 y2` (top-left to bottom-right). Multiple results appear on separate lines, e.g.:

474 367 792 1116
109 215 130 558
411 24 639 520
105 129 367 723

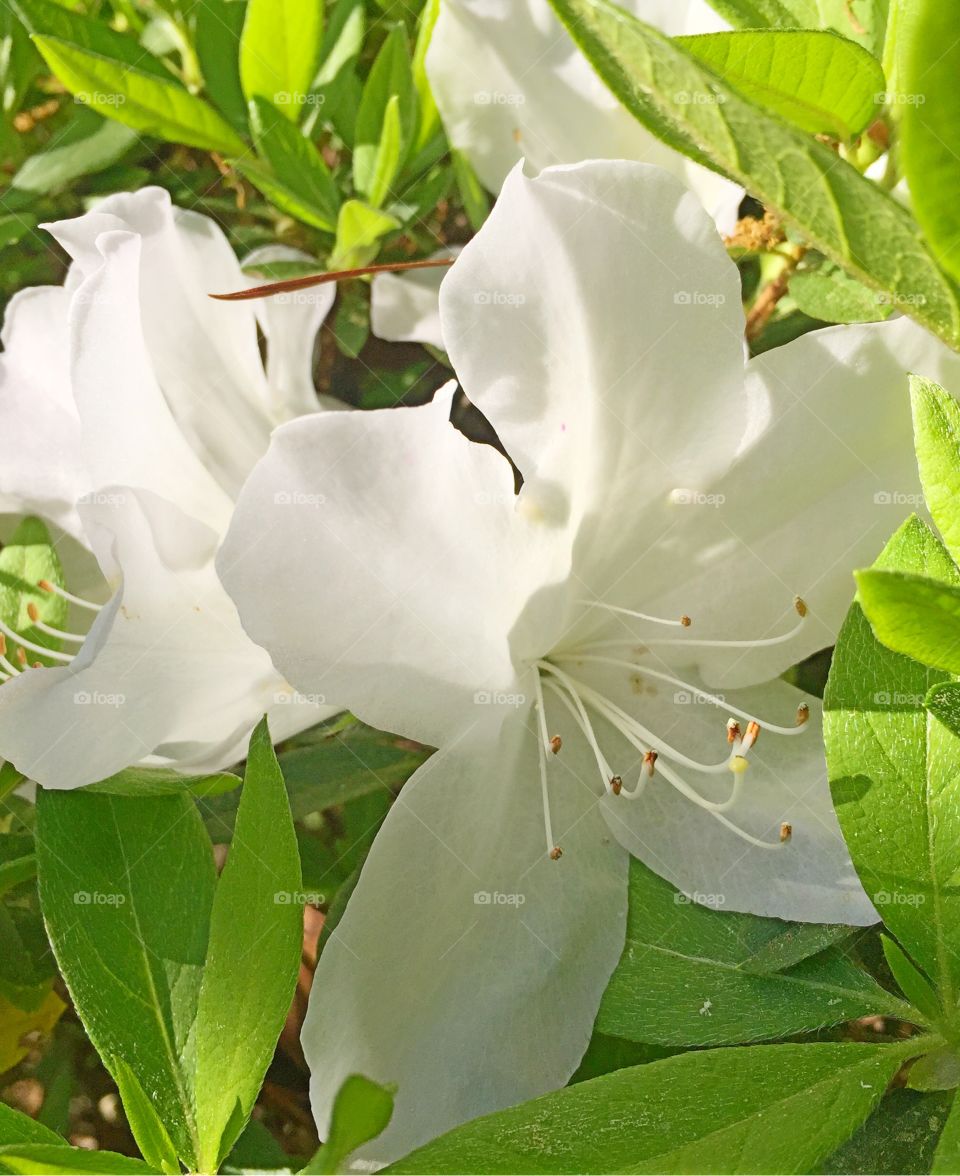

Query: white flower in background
0 187 335 790
426 0 742 230
219 160 960 1160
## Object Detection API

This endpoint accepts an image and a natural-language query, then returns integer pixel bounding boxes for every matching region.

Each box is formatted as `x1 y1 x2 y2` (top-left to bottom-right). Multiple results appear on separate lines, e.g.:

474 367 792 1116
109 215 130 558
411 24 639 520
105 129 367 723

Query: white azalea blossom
0 187 335 790
219 160 960 1160
426 0 743 231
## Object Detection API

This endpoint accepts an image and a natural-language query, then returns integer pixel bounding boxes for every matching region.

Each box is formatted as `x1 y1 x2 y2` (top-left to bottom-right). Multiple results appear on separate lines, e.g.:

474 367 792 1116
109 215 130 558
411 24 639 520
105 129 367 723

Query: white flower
425 0 742 230
219 160 960 1160
0 187 335 789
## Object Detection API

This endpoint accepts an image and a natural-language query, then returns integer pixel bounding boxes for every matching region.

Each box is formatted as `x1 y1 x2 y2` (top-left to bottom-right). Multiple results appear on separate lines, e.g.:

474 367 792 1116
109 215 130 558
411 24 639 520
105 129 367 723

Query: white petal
440 160 748 592
47 186 275 499
370 248 460 350
570 668 876 924
68 229 235 535
631 316 960 689
0 488 316 789
304 709 628 1162
219 385 570 748
0 285 84 538
243 244 335 422
425 0 741 227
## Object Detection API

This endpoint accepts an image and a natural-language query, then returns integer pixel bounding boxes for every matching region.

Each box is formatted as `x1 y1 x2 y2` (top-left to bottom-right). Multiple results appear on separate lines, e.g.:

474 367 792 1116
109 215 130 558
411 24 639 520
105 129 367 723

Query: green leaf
249 96 340 224
926 681 960 740
11 118 137 194
231 157 337 233
821 1086 953 1174
387 1041 920 1175
790 267 892 324
677 30 883 140
331 199 399 269
412 0 440 151
597 860 908 1046
900 0 960 286
855 568 960 675
0 1102 63 1147
908 1048 960 1093
452 150 490 229
0 854 36 898
0 516 67 669
708 0 888 55
193 719 303 1172
911 374 960 565
825 515 960 1025
301 1075 395 1174
35 789 216 1169
195 0 247 131
881 935 941 1023
353 24 417 201
366 92 403 208
0 1145 157 1174
32 36 247 155
11 0 172 79
239 0 323 120
934 1091 960 1174
545 0 960 350
109 1055 180 1174
84 765 241 797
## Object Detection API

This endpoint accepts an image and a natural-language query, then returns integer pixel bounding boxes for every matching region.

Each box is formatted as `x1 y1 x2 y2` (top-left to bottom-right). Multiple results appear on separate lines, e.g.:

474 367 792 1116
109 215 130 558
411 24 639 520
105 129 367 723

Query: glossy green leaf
12 0 171 79
546 0 960 350
32 36 247 155
678 30 883 139
597 860 908 1046
856 568 960 675
366 92 403 208
35 789 216 1169
195 0 247 131
0 1103 63 1148
0 1145 156 1174
231 157 338 233
249 96 340 224
901 0 960 285
301 1075 395 1174
388 1041 920 1175
911 375 960 565
926 681 960 740
826 515 960 1026
908 1048 960 1093
239 0 322 120
353 24 417 200
332 199 400 268
790 267 892 324
85 765 241 797
193 719 303 1172
412 0 440 151
705 0 888 55
110 1055 180 1174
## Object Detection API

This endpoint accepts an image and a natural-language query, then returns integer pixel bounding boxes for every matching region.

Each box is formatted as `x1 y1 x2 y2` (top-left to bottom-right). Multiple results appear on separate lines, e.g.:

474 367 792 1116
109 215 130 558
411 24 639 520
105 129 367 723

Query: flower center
531 596 809 860
0 579 102 683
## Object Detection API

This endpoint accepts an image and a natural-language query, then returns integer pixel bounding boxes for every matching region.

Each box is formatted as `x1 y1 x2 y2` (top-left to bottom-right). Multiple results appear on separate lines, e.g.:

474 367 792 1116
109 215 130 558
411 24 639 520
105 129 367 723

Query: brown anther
32 662 42 669
610 775 623 795
643 750 658 777
15 648 26 667
743 720 761 751
550 735 562 755
680 615 692 628
38 579 54 593
549 846 563 861
794 596 808 618
726 718 741 744
780 822 793 844
796 703 810 727
26 602 39 623
0 635 6 657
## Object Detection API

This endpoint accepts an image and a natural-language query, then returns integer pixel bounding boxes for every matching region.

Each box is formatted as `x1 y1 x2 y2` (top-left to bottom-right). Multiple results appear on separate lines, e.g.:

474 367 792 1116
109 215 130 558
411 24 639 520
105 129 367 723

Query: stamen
0 619 74 664
15 647 26 667
550 735 562 755
551 654 808 737
610 775 623 795
0 636 21 678
780 822 793 843
576 600 693 628
742 720 761 752
726 718 741 744
532 669 562 861
38 579 103 612
542 678 616 794
25 603 87 644
643 750 658 777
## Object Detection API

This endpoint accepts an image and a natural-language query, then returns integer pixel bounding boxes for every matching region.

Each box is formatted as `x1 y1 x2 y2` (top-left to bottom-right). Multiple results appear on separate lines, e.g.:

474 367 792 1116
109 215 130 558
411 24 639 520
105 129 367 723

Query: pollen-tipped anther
610 775 623 795
794 596 808 618
550 734 562 755
548 846 563 861
796 703 810 727
680 615 692 627
726 718 741 744
742 720 761 752
643 750 658 777
26 602 39 623
780 822 793 843
38 579 53 593
15 647 26 667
